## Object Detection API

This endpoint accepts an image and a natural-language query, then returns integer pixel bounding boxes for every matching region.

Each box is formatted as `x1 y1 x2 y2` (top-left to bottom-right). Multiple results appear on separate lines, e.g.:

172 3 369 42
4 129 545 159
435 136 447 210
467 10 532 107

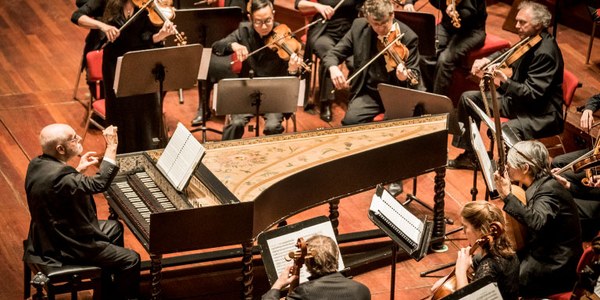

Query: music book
156 122 205 191
368 185 432 261
257 216 345 285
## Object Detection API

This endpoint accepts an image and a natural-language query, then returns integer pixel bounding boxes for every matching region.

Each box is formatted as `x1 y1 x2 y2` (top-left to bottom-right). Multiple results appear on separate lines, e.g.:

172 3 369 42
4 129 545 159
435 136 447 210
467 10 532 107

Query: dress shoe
447 151 476 170
388 181 404 197
320 101 332 122
191 110 210 127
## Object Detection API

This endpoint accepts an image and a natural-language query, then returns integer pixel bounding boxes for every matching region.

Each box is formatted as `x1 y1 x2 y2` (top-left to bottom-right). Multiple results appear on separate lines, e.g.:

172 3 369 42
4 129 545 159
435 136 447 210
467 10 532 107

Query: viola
478 34 541 82
431 222 504 300
131 0 187 45
446 0 461 28
265 24 312 73
573 135 600 187
377 29 419 86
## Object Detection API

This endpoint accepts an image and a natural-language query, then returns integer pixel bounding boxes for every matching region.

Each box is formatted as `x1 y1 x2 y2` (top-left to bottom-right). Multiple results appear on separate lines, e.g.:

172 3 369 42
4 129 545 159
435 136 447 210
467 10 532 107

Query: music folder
368 185 433 261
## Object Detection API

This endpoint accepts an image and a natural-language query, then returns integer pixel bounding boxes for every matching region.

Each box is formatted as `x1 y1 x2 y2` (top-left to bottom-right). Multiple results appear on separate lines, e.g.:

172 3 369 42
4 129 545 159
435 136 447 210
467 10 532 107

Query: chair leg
81 98 94 144
23 262 31 299
587 22 597 64
72 56 86 107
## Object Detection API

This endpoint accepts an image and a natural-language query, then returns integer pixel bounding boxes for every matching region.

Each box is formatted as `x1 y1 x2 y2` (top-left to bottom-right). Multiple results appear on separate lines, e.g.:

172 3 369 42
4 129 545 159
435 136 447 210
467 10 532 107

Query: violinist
261 235 371 300
494 140 582 298
73 0 177 153
449 1 564 170
419 0 487 95
323 0 422 126
211 0 303 140
295 0 364 122
552 93 600 240
431 201 519 300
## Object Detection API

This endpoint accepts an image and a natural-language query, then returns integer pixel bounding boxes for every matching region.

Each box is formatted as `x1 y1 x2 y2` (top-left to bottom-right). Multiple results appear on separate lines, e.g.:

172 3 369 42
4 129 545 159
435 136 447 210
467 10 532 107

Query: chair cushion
32 264 102 282
462 34 512 68
92 99 106 117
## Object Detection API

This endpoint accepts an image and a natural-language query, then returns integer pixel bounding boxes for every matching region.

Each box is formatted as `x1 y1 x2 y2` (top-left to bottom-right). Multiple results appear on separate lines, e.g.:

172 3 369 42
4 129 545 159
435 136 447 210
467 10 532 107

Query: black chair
23 240 103 300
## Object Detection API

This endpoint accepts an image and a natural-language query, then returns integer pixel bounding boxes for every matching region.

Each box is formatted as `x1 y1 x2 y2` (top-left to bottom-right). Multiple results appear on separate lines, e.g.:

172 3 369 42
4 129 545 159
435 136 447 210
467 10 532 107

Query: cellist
431 201 519 300
449 1 564 170
494 141 582 298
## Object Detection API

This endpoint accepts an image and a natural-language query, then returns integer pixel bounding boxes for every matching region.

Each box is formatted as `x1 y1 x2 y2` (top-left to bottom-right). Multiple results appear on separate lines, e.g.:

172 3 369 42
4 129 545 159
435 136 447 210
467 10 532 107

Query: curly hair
360 0 394 21
518 1 552 29
461 201 515 258
305 235 339 277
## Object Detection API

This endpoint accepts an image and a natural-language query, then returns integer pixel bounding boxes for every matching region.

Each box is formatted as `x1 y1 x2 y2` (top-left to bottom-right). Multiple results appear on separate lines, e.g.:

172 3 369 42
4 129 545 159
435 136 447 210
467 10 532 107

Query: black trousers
341 90 384 125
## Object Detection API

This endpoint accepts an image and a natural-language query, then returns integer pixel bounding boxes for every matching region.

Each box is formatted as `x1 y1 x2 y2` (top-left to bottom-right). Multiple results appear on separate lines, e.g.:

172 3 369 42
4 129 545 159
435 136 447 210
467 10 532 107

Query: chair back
86 50 104 100
562 68 579 109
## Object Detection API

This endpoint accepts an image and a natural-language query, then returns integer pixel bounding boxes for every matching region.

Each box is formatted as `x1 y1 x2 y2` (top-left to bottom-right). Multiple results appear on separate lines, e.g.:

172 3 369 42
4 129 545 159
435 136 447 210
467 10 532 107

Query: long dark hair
103 0 128 24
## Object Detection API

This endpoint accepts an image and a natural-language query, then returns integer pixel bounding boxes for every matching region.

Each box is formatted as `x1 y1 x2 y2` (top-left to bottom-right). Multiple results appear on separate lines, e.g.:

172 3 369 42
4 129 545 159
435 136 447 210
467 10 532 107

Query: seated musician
261 235 371 300
449 1 564 169
23 124 140 299
211 0 302 140
432 201 519 300
494 140 582 298
552 93 600 240
419 0 487 95
323 0 422 126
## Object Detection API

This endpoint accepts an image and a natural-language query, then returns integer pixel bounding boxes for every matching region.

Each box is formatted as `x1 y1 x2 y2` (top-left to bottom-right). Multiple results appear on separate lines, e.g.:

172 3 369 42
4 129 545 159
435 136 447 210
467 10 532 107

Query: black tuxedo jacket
24 154 119 266
262 272 371 300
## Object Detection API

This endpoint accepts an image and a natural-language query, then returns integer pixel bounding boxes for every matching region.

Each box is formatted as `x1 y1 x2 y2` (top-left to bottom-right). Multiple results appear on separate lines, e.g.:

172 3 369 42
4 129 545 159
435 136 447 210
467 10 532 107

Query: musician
432 201 518 300
23 124 140 299
295 0 364 122
211 0 302 140
419 0 487 95
261 235 371 300
551 93 600 240
323 0 422 125
74 0 177 153
494 140 582 297
449 1 564 169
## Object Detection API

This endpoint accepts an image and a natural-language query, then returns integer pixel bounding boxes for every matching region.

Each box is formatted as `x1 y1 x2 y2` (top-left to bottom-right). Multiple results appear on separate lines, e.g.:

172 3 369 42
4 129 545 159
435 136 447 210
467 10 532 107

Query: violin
446 0 461 28
431 222 504 300
573 136 600 187
285 238 316 292
378 28 419 86
265 24 312 73
131 0 187 45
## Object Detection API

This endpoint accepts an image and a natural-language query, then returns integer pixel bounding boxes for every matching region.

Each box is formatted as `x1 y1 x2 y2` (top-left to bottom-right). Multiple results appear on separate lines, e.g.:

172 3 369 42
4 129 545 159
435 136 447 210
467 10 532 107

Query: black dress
472 253 520 300
102 6 163 153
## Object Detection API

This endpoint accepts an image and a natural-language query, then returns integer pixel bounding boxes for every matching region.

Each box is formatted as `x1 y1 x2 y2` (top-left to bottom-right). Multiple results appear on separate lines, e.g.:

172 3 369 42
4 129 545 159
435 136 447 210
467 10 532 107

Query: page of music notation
369 188 424 246
156 122 205 191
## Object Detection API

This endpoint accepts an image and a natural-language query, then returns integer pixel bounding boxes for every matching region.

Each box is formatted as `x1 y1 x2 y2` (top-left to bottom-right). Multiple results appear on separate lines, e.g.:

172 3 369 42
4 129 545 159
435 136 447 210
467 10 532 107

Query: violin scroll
446 0 461 28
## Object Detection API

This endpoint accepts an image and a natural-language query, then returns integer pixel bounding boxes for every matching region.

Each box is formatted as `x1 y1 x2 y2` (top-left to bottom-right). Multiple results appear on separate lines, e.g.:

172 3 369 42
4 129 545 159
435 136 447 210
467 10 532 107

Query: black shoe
320 102 332 122
388 181 403 197
191 110 211 127
447 152 476 170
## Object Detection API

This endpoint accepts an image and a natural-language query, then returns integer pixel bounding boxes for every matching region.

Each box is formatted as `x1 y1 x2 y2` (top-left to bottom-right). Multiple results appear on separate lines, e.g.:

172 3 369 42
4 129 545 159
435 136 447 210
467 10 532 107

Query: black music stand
114 44 202 146
394 11 436 57
168 7 244 141
214 76 300 137
377 84 458 224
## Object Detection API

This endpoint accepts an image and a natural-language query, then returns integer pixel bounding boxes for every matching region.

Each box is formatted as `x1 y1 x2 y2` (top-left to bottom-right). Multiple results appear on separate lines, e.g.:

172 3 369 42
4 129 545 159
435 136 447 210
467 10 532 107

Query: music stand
377 83 458 223
168 7 244 141
394 11 437 57
114 44 202 147
214 77 300 136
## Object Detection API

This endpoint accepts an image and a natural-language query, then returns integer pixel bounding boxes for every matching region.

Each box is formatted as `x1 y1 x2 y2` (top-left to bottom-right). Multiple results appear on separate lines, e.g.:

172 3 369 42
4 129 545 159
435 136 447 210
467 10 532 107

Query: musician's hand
315 3 335 20
330 66 349 90
206 0 218 4
155 21 176 42
552 172 572 190
445 3 456 15
592 175 600 188
103 125 118 147
395 63 408 81
493 169 512 200
288 53 302 74
581 109 595 131
491 64 508 85
471 58 490 75
231 43 249 63
455 247 472 277
100 24 120 42
271 265 297 290
403 4 415 11
76 151 99 172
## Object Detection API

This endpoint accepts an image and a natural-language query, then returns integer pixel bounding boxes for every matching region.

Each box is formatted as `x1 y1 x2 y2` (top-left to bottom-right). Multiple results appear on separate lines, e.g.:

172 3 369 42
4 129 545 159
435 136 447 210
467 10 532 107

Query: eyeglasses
253 17 273 27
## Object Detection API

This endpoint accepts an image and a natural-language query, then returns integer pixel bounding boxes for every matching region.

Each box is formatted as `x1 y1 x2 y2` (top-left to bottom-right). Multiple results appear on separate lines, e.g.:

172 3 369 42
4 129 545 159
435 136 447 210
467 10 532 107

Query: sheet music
369 189 424 247
113 56 123 94
265 222 344 284
156 122 205 191
460 282 502 300
469 120 497 195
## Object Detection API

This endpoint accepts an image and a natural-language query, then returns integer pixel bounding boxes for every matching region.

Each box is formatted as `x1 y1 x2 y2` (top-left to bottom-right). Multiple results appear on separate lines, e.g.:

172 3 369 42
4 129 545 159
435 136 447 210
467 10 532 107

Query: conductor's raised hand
76 151 100 172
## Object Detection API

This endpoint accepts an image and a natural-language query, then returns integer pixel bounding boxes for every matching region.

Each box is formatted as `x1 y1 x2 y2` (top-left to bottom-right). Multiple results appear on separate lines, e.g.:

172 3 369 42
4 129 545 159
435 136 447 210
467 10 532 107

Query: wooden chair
23 240 103 300
82 49 106 143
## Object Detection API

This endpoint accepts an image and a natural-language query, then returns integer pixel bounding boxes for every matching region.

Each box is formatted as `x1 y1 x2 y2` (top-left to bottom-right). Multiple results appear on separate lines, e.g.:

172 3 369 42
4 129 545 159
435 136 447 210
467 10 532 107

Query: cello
430 222 504 300
285 238 316 293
